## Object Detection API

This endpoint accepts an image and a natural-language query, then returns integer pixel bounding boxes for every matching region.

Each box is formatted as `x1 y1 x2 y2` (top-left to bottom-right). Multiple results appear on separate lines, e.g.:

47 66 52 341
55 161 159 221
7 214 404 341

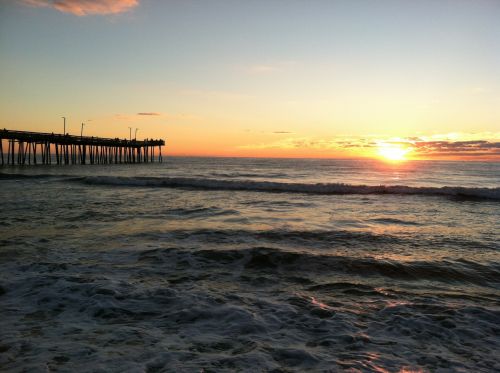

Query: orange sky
1 1 499 161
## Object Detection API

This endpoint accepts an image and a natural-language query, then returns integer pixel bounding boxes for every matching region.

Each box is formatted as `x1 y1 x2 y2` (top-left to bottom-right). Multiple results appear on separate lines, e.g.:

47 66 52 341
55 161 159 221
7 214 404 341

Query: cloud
355 136 500 158
113 112 202 122
273 131 293 134
21 0 138 16
239 137 343 151
367 136 500 158
114 113 161 121
244 61 298 75
247 65 279 74
239 133 500 159
411 140 500 157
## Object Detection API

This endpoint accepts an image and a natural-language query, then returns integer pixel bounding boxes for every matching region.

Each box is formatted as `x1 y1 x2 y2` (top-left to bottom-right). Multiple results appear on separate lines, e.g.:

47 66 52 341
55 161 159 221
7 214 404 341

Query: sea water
0 158 499 372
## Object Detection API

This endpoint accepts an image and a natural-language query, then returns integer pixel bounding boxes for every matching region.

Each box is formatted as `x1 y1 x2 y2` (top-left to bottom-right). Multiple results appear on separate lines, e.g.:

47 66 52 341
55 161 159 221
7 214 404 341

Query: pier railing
0 129 165 165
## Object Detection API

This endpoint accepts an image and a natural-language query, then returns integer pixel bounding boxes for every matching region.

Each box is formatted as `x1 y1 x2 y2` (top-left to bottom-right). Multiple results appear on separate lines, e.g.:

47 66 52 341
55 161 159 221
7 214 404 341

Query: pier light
128 127 132 141
81 123 85 137
135 128 139 140
62 116 66 135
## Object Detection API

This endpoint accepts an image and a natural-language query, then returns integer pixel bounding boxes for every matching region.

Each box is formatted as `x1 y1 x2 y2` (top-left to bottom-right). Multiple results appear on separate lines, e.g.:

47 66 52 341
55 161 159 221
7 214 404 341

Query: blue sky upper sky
1 0 499 158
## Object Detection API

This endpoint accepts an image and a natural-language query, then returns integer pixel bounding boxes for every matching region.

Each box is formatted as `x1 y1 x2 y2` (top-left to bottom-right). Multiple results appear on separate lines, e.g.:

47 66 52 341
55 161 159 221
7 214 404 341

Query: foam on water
81 175 500 200
1 158 499 371
3 172 499 199
1 245 499 371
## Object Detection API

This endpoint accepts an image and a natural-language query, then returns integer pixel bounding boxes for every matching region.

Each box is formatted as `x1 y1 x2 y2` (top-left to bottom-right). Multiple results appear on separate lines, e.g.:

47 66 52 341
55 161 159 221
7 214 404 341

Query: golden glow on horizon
1 1 499 162
376 143 412 162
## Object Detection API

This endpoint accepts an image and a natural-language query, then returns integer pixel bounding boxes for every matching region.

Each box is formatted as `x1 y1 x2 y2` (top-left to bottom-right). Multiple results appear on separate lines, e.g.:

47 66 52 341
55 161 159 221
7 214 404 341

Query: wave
81 175 500 200
368 217 422 226
131 228 402 246
0 173 58 180
126 228 497 251
2 172 498 199
0 172 81 181
136 246 500 287
210 171 288 178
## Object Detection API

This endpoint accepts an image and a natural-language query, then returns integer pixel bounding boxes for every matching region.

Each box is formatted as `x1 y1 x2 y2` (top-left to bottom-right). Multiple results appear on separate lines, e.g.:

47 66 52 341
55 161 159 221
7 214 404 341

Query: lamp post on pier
62 116 66 135
135 128 139 140
128 127 132 142
81 123 85 138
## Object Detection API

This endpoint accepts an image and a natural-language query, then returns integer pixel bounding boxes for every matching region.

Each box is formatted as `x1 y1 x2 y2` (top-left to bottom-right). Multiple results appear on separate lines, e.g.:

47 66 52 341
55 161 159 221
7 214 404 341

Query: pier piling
0 129 165 166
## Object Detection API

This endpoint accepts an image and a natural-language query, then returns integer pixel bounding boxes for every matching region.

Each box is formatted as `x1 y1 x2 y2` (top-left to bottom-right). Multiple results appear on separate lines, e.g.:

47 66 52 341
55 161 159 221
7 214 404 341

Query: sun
377 143 411 161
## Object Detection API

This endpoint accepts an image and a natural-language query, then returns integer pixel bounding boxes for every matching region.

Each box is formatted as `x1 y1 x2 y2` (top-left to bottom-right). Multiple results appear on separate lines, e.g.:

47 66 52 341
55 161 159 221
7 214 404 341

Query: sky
0 0 499 160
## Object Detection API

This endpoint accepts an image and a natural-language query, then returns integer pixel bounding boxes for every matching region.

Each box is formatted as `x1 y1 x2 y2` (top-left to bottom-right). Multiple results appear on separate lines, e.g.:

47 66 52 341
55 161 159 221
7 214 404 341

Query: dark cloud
335 137 499 158
137 112 161 116
273 131 292 134
413 140 500 156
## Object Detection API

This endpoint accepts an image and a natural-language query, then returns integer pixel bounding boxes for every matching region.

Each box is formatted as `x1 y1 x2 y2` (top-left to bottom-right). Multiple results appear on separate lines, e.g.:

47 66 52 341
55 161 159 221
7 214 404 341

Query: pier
0 129 165 166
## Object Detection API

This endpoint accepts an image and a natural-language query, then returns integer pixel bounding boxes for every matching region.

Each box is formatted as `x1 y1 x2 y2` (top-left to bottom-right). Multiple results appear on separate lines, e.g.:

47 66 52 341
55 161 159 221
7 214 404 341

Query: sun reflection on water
310 296 334 310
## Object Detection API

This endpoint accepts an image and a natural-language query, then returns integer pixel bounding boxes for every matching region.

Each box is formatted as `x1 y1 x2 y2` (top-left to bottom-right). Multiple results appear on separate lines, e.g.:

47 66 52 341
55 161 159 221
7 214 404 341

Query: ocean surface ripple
1 158 499 372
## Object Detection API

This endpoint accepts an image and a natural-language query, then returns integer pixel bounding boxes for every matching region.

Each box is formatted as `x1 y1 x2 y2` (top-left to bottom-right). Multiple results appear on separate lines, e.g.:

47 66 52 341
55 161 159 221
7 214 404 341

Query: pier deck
0 129 165 165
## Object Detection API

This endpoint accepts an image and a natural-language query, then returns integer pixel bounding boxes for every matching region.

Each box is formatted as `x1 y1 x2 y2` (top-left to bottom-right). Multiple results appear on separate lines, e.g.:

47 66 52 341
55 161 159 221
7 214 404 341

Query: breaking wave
2 172 498 199
136 246 500 287
81 175 500 200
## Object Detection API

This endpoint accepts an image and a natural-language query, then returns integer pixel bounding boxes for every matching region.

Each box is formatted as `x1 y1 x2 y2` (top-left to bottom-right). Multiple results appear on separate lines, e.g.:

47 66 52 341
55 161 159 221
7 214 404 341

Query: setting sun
377 143 412 161
1 1 499 371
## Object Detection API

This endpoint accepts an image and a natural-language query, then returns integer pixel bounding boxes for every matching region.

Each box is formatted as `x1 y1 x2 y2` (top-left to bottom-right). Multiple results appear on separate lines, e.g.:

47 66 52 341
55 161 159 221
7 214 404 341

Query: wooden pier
0 129 165 166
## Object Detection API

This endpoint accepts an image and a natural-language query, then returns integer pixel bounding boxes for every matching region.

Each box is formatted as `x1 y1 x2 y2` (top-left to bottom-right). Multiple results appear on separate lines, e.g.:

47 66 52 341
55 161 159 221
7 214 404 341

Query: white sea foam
1 159 499 371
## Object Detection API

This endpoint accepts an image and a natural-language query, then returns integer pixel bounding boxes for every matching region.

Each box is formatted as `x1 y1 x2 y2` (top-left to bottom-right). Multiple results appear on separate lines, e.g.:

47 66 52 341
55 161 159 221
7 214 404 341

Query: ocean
0 157 499 372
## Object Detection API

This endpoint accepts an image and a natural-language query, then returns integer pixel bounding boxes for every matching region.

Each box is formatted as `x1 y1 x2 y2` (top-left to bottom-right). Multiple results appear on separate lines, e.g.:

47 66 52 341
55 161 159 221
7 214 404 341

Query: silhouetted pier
0 129 165 166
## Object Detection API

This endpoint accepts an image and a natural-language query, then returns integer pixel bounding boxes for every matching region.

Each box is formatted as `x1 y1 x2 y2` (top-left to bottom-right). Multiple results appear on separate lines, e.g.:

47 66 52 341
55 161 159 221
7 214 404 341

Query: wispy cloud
247 65 279 74
239 132 500 159
114 112 163 121
273 131 293 134
21 0 138 16
244 61 298 75
113 112 202 122
239 137 342 151
411 140 500 157
343 136 500 158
